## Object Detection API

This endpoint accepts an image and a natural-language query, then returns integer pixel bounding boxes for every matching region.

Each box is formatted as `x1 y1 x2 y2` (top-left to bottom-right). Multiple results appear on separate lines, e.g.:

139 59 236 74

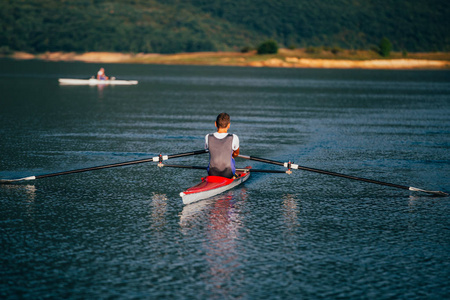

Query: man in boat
97 67 108 80
205 113 240 179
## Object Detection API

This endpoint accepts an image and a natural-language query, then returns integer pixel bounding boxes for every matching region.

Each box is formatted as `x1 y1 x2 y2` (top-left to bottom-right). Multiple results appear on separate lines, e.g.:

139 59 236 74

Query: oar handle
160 164 289 174
159 164 207 170
166 149 208 160
238 155 288 167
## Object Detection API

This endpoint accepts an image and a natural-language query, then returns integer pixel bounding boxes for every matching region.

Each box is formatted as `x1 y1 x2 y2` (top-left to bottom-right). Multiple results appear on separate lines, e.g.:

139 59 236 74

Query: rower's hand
232 148 240 158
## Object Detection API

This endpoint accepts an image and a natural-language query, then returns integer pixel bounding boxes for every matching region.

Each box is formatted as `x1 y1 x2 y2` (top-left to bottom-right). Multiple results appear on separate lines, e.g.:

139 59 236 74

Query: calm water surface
0 59 449 299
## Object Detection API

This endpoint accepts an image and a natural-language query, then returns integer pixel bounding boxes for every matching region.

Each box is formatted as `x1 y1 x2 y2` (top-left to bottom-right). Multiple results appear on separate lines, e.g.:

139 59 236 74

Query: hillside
1 0 449 54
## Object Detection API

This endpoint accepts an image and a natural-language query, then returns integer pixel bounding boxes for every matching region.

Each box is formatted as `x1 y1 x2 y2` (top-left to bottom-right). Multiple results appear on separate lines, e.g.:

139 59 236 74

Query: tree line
1 0 448 55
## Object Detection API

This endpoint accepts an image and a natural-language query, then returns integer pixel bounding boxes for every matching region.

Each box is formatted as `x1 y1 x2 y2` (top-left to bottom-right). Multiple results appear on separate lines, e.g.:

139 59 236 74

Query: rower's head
215 112 230 130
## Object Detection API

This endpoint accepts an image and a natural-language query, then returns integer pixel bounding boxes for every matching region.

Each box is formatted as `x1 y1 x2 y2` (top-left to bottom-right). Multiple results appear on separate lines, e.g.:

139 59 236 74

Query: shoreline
8 50 450 70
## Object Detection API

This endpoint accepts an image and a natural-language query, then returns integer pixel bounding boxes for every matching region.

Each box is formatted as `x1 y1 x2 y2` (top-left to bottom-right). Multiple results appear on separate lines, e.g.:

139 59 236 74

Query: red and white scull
180 167 251 205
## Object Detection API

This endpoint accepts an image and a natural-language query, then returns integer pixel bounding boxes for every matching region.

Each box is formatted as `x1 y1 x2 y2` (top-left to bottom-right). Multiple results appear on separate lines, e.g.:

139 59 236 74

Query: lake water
0 59 449 299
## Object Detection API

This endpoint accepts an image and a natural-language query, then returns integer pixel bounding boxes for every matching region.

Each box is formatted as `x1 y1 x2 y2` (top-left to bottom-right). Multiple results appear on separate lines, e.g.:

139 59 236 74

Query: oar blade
409 187 449 197
0 179 17 184
0 176 36 184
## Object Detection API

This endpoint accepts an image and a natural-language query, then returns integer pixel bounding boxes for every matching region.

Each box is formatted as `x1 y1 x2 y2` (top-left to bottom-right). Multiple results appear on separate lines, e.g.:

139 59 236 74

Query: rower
205 113 240 179
97 67 109 80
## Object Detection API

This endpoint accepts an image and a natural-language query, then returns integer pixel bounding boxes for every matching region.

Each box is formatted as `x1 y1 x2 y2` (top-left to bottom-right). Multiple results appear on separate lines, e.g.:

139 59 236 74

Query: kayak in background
58 78 138 85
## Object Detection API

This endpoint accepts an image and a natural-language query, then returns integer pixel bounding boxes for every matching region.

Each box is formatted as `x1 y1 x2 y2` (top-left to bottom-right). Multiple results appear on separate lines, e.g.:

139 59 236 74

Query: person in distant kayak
97 67 108 80
205 112 240 179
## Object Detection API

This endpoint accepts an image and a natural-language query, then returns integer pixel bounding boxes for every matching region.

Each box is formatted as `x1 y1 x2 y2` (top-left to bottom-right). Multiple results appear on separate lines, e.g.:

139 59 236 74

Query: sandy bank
10 51 450 70
250 57 449 69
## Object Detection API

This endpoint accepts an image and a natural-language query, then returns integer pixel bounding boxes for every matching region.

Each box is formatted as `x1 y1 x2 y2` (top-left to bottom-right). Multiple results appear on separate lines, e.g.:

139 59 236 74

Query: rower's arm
232 148 240 158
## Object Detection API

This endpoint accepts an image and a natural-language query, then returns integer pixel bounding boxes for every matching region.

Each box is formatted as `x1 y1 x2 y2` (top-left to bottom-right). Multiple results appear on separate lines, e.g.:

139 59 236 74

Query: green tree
257 40 278 54
379 37 392 57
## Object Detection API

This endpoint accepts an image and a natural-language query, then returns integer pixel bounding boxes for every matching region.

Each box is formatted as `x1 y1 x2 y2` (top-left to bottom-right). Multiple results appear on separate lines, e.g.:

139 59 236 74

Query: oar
238 154 448 197
160 164 289 173
0 149 208 184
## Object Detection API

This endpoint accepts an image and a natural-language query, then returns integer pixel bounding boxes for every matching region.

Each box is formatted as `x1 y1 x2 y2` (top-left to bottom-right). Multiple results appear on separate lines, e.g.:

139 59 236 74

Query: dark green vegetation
1 0 449 54
379 37 393 57
257 40 279 55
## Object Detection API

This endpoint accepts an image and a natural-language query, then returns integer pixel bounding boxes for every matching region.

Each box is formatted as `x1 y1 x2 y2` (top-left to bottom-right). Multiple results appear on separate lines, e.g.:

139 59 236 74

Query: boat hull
180 167 251 205
58 78 138 85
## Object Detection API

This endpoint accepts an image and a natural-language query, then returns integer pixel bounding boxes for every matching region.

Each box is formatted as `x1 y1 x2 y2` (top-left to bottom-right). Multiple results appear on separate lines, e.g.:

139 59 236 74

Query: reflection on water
2 184 37 203
205 192 245 297
179 199 213 229
180 189 248 298
282 194 300 232
1 184 37 224
96 84 105 98
2 184 37 201
150 193 168 232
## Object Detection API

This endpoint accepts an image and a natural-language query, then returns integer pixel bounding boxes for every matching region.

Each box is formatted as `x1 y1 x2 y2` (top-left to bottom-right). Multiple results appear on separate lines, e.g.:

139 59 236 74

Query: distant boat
58 77 138 85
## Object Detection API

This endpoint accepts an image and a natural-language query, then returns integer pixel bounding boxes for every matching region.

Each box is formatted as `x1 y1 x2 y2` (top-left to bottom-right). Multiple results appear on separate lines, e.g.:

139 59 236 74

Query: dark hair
216 112 230 129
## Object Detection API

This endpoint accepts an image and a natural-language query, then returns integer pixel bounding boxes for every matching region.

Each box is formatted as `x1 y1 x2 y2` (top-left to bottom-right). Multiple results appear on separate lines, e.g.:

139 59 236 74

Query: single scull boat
58 78 138 85
1 149 447 201
180 166 251 205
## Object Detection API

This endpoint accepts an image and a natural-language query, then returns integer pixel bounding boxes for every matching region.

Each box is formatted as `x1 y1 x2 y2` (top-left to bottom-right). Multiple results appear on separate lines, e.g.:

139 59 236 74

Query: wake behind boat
58 78 138 85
